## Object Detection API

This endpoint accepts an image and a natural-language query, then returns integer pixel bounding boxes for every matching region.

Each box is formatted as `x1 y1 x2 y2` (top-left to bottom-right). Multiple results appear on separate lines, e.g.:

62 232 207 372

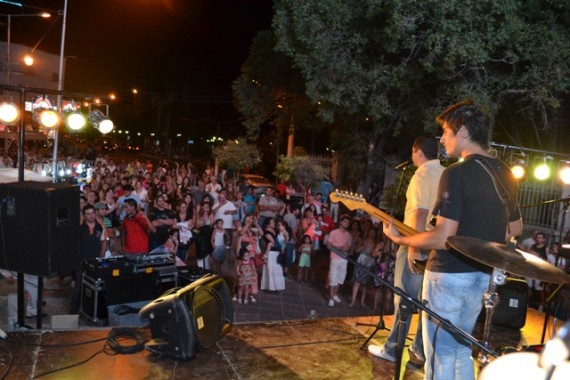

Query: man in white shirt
212 191 237 264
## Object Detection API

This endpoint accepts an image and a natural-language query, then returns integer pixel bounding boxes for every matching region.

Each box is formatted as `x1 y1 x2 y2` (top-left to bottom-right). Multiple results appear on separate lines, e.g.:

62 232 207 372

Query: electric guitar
329 190 417 236
329 190 427 271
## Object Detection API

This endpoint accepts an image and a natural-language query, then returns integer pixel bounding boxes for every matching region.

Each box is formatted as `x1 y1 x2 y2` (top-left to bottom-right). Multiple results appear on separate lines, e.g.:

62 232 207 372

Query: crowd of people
75 156 399 311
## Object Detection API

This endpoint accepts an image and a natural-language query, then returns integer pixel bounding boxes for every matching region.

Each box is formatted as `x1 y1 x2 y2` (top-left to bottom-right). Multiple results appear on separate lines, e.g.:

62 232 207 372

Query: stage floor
0 308 560 379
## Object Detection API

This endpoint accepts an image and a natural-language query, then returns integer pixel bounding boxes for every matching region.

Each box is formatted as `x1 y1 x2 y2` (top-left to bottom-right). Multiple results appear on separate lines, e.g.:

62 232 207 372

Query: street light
2 11 51 86
52 0 68 181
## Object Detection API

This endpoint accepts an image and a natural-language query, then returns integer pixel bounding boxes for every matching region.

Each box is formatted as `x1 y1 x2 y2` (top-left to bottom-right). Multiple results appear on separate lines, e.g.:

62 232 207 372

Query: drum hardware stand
541 198 569 345
478 268 507 366
540 283 564 345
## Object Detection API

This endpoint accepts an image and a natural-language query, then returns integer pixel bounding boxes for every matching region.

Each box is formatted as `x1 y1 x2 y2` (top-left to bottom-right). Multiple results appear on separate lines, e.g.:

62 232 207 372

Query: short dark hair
413 135 439 160
82 204 95 214
435 100 490 150
124 198 137 208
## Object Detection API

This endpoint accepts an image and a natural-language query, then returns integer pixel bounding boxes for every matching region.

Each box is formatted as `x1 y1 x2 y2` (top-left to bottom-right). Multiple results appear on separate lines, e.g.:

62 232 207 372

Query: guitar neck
330 192 417 237
359 203 417 237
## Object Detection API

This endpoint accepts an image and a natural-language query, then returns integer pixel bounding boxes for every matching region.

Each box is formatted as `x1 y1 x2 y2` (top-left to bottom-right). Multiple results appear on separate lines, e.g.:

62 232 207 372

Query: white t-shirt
214 201 237 229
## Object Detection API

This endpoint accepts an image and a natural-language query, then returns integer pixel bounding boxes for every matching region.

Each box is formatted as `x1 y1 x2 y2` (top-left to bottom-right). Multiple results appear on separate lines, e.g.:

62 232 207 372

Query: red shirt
122 213 150 254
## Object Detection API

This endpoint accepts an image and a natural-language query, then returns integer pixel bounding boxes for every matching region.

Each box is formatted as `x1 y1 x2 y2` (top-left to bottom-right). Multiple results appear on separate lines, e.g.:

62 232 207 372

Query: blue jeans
384 245 424 357
422 270 490 380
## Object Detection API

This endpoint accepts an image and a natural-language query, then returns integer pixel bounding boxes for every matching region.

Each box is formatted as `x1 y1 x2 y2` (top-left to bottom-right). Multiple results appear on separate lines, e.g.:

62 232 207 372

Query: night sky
1 0 274 130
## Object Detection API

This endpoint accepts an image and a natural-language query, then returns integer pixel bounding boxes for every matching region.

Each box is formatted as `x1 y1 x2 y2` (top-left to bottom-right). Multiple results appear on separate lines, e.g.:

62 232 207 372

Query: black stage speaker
0 182 79 276
140 274 233 360
479 278 528 329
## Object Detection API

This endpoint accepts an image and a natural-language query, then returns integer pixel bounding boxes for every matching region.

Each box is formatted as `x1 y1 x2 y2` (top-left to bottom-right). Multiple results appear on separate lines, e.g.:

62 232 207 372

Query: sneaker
250 296 256 303
333 295 342 303
408 345 425 367
232 296 237 302
238 299 242 304
368 344 396 362
244 299 248 305
328 299 335 307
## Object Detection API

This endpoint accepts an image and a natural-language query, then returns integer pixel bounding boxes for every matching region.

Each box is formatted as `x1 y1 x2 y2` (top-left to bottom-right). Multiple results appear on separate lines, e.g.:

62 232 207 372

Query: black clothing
79 222 104 260
148 207 175 250
428 154 520 274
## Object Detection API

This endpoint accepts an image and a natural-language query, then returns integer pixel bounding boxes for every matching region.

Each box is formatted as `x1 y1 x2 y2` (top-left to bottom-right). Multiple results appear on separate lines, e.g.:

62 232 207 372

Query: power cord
106 327 146 355
25 328 147 379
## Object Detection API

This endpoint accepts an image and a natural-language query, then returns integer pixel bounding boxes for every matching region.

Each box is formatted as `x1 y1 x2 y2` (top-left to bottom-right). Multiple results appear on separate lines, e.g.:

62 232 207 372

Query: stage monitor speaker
478 278 528 329
0 182 80 276
140 274 233 360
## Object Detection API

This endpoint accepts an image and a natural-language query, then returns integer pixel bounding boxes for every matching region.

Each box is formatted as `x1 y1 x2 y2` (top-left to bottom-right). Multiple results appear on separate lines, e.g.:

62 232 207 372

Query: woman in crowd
349 228 379 307
172 200 194 263
260 219 285 292
194 201 214 269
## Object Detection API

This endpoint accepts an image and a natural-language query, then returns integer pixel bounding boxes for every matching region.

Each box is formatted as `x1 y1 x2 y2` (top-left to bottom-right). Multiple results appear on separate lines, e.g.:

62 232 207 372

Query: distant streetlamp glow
3 11 51 86
23 54 34 66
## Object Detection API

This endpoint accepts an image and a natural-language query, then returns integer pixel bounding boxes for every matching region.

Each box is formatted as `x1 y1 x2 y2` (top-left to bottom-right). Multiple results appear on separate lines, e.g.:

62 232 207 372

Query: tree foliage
274 153 330 190
273 0 570 136
272 0 570 191
213 139 261 178
232 30 325 140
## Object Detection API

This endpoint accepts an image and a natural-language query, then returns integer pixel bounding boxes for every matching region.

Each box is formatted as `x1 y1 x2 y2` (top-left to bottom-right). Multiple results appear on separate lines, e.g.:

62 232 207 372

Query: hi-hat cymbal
447 236 570 284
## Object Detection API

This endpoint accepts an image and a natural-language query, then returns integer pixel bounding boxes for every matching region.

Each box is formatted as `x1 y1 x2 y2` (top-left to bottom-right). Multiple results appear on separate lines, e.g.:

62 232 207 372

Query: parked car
238 174 272 196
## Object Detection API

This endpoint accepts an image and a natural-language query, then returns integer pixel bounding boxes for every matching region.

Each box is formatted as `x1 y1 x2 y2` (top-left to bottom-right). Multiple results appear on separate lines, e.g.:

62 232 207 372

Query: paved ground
0 263 394 330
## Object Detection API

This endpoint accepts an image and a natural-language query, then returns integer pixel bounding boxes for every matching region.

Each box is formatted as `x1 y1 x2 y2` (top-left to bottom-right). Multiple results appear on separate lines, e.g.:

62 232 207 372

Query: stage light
88 110 114 134
65 112 87 131
509 153 528 180
0 102 20 125
38 109 61 128
533 156 552 181
559 161 570 185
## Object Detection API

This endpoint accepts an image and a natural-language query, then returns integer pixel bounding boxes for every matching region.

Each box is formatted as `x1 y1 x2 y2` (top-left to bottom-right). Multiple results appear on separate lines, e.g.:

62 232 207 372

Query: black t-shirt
148 207 175 249
427 154 521 273
531 244 547 260
79 222 103 260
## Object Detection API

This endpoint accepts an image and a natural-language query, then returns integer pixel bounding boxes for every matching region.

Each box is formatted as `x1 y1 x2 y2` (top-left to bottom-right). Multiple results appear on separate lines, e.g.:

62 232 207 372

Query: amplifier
84 256 132 279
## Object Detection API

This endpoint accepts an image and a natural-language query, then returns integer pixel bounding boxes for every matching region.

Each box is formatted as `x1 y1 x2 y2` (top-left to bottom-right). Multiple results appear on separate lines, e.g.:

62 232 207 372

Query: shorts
328 258 347 286
212 245 226 262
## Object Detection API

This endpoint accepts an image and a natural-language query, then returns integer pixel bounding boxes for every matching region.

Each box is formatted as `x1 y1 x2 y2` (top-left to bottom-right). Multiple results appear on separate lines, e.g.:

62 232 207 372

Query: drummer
383 100 523 380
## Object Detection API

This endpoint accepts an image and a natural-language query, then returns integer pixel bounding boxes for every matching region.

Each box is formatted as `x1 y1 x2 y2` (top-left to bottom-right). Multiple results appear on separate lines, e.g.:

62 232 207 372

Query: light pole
51 0 68 181
3 12 51 86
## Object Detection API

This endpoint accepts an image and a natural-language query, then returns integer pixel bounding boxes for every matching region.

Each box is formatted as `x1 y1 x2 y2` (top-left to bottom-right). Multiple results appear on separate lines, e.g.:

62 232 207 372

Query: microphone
394 159 412 171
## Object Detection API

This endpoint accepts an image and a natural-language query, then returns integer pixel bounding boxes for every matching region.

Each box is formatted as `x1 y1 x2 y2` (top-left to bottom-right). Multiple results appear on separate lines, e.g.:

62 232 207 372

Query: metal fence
519 181 570 241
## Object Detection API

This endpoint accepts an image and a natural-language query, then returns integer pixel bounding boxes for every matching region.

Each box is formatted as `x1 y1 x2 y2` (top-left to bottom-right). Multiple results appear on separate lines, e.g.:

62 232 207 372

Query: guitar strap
474 157 512 236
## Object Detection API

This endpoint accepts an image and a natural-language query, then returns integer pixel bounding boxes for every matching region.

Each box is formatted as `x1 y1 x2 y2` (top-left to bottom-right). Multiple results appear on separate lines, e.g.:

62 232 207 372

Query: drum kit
447 235 570 378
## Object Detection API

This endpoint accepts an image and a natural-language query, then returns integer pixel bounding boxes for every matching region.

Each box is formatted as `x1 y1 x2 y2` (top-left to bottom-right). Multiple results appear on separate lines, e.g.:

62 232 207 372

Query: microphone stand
357 165 411 348
330 246 499 380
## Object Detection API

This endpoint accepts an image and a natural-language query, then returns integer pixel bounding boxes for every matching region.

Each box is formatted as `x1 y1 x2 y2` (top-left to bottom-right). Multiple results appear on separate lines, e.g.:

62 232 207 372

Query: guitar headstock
329 190 366 211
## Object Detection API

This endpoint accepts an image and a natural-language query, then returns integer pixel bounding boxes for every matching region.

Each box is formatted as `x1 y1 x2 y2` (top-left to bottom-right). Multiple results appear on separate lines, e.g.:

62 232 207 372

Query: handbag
255 252 264 268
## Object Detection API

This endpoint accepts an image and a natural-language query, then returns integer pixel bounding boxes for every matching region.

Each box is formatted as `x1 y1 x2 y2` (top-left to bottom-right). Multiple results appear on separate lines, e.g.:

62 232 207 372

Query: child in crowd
235 247 257 304
297 235 313 282
211 219 229 275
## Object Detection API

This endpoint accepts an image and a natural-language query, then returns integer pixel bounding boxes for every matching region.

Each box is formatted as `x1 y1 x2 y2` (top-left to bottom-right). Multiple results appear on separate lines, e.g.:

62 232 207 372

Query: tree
233 30 327 156
273 0 570 191
274 153 330 191
213 139 261 179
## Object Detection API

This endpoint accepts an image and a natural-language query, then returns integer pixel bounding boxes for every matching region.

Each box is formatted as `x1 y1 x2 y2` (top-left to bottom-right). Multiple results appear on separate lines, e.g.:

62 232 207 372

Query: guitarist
382 101 522 380
368 135 444 368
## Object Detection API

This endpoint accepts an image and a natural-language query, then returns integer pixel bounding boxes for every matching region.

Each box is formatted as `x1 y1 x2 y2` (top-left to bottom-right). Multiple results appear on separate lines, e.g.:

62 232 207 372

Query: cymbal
447 236 570 284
